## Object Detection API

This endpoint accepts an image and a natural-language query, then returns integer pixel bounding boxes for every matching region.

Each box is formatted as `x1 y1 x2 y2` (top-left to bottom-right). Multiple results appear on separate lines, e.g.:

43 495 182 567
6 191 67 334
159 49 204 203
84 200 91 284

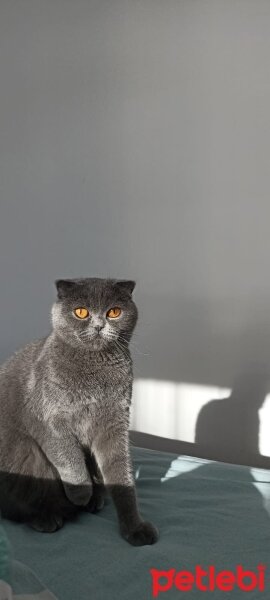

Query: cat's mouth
78 330 108 350
90 336 108 351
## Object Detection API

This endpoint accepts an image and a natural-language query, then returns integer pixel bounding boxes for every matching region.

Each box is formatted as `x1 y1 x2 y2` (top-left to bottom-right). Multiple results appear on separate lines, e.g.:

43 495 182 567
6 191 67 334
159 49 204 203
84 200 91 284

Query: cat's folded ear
115 280 136 296
55 279 77 299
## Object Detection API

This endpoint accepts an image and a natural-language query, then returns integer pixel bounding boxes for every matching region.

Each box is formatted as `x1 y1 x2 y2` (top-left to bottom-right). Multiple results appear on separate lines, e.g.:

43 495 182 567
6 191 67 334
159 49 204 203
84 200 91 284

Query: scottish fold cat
0 278 158 546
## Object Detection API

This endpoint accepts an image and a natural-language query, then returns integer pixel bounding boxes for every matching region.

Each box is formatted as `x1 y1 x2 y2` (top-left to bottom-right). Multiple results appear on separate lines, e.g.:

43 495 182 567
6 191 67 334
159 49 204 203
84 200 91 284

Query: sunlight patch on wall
259 394 270 457
130 378 231 443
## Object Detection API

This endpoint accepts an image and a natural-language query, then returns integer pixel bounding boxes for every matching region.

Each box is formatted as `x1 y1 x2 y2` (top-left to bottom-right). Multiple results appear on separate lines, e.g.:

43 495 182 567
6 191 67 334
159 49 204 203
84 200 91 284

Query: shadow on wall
131 293 270 469
131 366 270 469
195 368 270 468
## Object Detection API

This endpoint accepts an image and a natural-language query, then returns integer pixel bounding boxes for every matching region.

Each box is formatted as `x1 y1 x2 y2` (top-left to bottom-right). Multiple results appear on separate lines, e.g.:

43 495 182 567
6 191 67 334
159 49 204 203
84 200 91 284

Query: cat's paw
29 514 64 533
86 485 106 513
63 480 93 506
123 521 159 546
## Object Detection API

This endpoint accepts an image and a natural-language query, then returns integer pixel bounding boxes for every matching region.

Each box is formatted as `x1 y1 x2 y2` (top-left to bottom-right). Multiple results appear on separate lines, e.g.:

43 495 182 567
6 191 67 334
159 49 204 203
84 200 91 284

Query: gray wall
1 0 270 465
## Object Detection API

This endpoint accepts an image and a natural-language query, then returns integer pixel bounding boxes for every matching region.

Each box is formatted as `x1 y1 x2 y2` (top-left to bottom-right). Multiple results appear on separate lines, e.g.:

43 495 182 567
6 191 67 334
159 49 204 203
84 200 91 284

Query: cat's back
0 337 48 418
0 337 47 377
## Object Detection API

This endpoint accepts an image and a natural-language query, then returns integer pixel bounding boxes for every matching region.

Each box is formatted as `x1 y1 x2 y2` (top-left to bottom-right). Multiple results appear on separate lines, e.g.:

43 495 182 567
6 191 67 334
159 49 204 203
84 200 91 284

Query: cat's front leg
92 429 159 546
43 422 93 507
84 451 106 513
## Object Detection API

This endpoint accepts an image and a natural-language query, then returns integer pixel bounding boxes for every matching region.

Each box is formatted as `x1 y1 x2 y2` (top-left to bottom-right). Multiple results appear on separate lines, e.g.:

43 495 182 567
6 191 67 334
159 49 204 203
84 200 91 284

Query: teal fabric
0 521 57 598
8 560 58 599
2 447 270 599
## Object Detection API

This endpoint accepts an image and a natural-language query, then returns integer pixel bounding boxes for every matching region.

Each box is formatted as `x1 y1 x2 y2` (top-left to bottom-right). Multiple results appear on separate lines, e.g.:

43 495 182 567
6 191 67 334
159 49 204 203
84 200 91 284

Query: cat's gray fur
0 278 158 545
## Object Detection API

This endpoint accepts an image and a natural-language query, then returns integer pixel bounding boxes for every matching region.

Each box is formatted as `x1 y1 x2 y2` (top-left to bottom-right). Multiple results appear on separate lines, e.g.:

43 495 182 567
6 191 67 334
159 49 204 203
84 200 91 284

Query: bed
1 446 270 599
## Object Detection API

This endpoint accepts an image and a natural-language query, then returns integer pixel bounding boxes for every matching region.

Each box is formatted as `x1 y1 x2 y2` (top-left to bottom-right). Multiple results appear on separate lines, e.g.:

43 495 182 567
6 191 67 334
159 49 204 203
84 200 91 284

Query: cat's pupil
74 307 89 319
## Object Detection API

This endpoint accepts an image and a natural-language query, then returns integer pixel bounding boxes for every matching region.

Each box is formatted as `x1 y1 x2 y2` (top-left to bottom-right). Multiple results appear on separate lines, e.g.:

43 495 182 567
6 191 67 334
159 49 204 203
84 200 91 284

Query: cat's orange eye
74 307 89 319
107 307 122 319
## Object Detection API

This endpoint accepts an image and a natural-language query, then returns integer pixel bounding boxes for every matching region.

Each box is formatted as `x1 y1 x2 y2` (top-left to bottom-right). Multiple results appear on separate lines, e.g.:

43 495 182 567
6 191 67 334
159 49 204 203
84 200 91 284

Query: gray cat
0 278 158 546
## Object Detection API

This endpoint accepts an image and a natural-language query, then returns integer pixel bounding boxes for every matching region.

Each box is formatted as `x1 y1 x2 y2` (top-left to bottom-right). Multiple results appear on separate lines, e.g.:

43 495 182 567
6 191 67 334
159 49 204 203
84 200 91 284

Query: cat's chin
84 337 108 352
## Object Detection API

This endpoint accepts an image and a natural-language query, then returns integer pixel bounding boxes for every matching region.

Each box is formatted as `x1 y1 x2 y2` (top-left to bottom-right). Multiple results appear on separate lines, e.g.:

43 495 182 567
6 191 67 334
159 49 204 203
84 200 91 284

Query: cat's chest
69 384 129 445
66 366 130 400
43 359 132 435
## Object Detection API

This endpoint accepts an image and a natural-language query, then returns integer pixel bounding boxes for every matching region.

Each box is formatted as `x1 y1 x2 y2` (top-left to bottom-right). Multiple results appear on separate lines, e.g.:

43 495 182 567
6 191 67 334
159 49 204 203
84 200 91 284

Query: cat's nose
95 324 104 333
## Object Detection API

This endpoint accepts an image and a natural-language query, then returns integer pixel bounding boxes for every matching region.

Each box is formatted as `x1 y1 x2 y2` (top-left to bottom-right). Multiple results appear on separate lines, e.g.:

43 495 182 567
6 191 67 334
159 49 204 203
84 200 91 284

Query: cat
0 278 158 546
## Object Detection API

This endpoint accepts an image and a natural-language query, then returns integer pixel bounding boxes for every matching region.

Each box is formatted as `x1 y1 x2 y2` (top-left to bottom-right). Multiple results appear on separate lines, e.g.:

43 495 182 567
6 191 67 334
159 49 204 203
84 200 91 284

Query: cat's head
51 277 138 351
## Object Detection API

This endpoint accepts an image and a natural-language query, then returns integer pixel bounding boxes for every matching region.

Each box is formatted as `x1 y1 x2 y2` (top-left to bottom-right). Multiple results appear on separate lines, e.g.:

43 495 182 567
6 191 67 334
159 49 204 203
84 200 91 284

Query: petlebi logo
150 565 267 596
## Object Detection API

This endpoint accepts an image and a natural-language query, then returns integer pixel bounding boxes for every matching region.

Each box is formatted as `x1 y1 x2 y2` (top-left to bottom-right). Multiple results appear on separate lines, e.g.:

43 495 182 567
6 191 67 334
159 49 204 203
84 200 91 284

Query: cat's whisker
117 334 150 357
113 339 131 360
